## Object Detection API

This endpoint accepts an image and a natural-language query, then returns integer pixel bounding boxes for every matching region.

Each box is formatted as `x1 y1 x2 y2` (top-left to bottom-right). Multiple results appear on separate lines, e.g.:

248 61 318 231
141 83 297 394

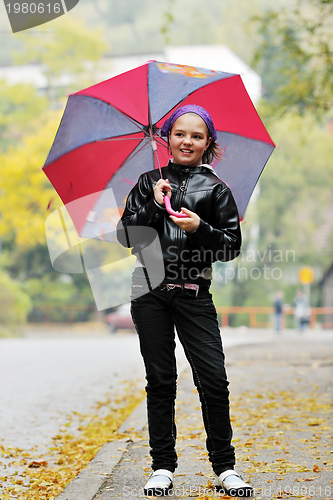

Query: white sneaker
215 469 253 497
144 469 173 496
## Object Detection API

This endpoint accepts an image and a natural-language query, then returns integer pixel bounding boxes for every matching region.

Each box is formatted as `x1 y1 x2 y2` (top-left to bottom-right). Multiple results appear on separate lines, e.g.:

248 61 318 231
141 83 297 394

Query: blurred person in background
274 290 284 333
294 289 311 331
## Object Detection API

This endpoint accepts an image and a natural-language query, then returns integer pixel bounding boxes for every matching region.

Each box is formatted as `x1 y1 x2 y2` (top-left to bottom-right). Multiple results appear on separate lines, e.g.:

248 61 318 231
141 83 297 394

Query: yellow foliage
0 111 63 247
0 80 48 148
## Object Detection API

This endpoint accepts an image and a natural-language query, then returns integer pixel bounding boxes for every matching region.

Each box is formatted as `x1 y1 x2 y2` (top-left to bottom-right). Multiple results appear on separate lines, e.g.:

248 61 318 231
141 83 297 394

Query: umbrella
43 60 275 239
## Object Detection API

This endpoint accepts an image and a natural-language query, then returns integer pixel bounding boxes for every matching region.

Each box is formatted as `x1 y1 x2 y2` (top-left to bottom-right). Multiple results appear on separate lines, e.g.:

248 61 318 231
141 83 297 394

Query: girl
117 104 253 497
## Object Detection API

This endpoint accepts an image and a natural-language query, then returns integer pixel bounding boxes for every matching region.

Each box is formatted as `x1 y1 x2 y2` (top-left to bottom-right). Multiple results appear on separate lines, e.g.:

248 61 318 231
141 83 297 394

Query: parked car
105 303 135 333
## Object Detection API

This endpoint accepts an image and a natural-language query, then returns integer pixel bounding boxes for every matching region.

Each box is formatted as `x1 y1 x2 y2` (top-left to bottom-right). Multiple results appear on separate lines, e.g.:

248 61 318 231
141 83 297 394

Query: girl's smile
169 113 212 167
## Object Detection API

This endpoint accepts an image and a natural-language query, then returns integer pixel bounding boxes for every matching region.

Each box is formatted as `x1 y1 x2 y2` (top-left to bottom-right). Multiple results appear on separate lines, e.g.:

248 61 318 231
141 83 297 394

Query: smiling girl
117 105 253 497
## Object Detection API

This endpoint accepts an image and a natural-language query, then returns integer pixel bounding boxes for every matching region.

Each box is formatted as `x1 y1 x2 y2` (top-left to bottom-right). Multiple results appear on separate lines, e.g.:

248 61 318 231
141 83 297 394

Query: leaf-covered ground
225 340 333 499
94 338 333 499
0 382 144 500
1 337 331 500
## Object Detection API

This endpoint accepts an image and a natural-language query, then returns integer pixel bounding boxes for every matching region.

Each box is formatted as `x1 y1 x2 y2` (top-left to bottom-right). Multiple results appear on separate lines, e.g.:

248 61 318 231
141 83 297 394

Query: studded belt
160 283 200 296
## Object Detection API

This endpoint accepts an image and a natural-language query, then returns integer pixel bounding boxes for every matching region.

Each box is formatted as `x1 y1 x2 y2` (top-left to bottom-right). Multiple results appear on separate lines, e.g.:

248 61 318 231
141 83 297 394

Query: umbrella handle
164 195 189 218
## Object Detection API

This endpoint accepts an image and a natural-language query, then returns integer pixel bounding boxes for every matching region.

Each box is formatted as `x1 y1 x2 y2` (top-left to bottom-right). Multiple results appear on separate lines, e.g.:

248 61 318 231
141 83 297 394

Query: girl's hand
169 207 200 232
154 178 171 205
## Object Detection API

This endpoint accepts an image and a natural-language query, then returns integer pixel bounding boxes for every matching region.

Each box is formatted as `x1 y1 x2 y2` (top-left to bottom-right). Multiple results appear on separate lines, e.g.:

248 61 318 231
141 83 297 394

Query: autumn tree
0 81 48 150
0 112 63 247
252 0 333 116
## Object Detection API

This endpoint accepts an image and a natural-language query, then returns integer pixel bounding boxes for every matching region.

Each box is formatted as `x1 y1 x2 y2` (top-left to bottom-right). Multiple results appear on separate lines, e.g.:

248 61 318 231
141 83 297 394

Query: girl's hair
202 140 222 165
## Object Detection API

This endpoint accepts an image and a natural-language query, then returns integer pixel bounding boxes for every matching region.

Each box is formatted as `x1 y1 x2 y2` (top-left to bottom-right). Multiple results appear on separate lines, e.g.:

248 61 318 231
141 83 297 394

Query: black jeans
130 283 235 476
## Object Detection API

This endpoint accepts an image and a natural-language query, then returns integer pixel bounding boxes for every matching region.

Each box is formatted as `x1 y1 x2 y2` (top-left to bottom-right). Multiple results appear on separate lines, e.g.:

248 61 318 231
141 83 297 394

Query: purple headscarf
160 104 217 142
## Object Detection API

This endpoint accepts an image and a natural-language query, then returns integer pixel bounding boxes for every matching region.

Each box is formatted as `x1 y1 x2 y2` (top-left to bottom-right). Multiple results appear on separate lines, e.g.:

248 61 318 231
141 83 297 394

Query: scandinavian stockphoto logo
4 0 80 33
45 188 165 311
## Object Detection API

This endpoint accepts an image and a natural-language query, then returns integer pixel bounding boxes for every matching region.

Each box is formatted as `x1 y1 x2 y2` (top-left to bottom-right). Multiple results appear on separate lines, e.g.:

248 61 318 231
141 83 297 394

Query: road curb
55 399 147 500
54 441 126 500
55 362 192 500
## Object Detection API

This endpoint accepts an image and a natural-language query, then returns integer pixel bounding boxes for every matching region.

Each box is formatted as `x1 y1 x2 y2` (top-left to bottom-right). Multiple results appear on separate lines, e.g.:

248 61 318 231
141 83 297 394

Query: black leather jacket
117 161 241 284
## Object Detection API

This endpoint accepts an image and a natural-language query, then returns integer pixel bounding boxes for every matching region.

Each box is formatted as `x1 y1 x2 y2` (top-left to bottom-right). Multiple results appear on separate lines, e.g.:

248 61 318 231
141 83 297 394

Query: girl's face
169 113 212 167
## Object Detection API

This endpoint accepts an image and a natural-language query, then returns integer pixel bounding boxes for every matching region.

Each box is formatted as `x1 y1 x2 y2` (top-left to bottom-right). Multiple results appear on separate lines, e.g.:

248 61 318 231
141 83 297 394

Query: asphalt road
0 325 264 455
0 329 190 455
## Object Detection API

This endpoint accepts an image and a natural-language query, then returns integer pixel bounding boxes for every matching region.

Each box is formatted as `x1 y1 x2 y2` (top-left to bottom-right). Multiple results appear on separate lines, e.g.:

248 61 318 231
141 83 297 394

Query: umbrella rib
106 105 150 137
155 99 187 132
154 137 168 149
121 139 151 164
72 93 149 136
124 116 149 136
100 136 145 142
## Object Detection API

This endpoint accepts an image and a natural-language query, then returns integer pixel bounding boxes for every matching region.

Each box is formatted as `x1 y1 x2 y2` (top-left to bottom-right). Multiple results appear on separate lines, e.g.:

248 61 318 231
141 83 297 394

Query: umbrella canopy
43 60 275 238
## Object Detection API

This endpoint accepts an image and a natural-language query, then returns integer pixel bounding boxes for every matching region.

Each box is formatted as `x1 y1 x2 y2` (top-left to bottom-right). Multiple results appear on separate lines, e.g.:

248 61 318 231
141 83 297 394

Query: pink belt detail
165 283 199 292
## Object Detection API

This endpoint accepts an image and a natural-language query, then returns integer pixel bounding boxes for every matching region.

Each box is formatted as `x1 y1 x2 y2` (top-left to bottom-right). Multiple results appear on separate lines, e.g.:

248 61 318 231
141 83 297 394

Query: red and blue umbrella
43 60 275 238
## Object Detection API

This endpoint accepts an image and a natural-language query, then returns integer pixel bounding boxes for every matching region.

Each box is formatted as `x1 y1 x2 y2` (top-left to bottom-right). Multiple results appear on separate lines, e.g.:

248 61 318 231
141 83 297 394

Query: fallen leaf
28 461 48 468
307 418 326 426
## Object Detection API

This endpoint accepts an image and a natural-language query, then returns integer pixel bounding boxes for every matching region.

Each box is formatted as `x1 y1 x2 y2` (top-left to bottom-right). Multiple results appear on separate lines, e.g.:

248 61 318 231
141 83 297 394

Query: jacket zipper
176 172 189 272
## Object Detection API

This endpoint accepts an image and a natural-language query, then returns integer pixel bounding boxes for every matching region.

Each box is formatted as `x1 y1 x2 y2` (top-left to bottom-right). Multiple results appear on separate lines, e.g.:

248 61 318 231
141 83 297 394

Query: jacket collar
168 160 219 177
